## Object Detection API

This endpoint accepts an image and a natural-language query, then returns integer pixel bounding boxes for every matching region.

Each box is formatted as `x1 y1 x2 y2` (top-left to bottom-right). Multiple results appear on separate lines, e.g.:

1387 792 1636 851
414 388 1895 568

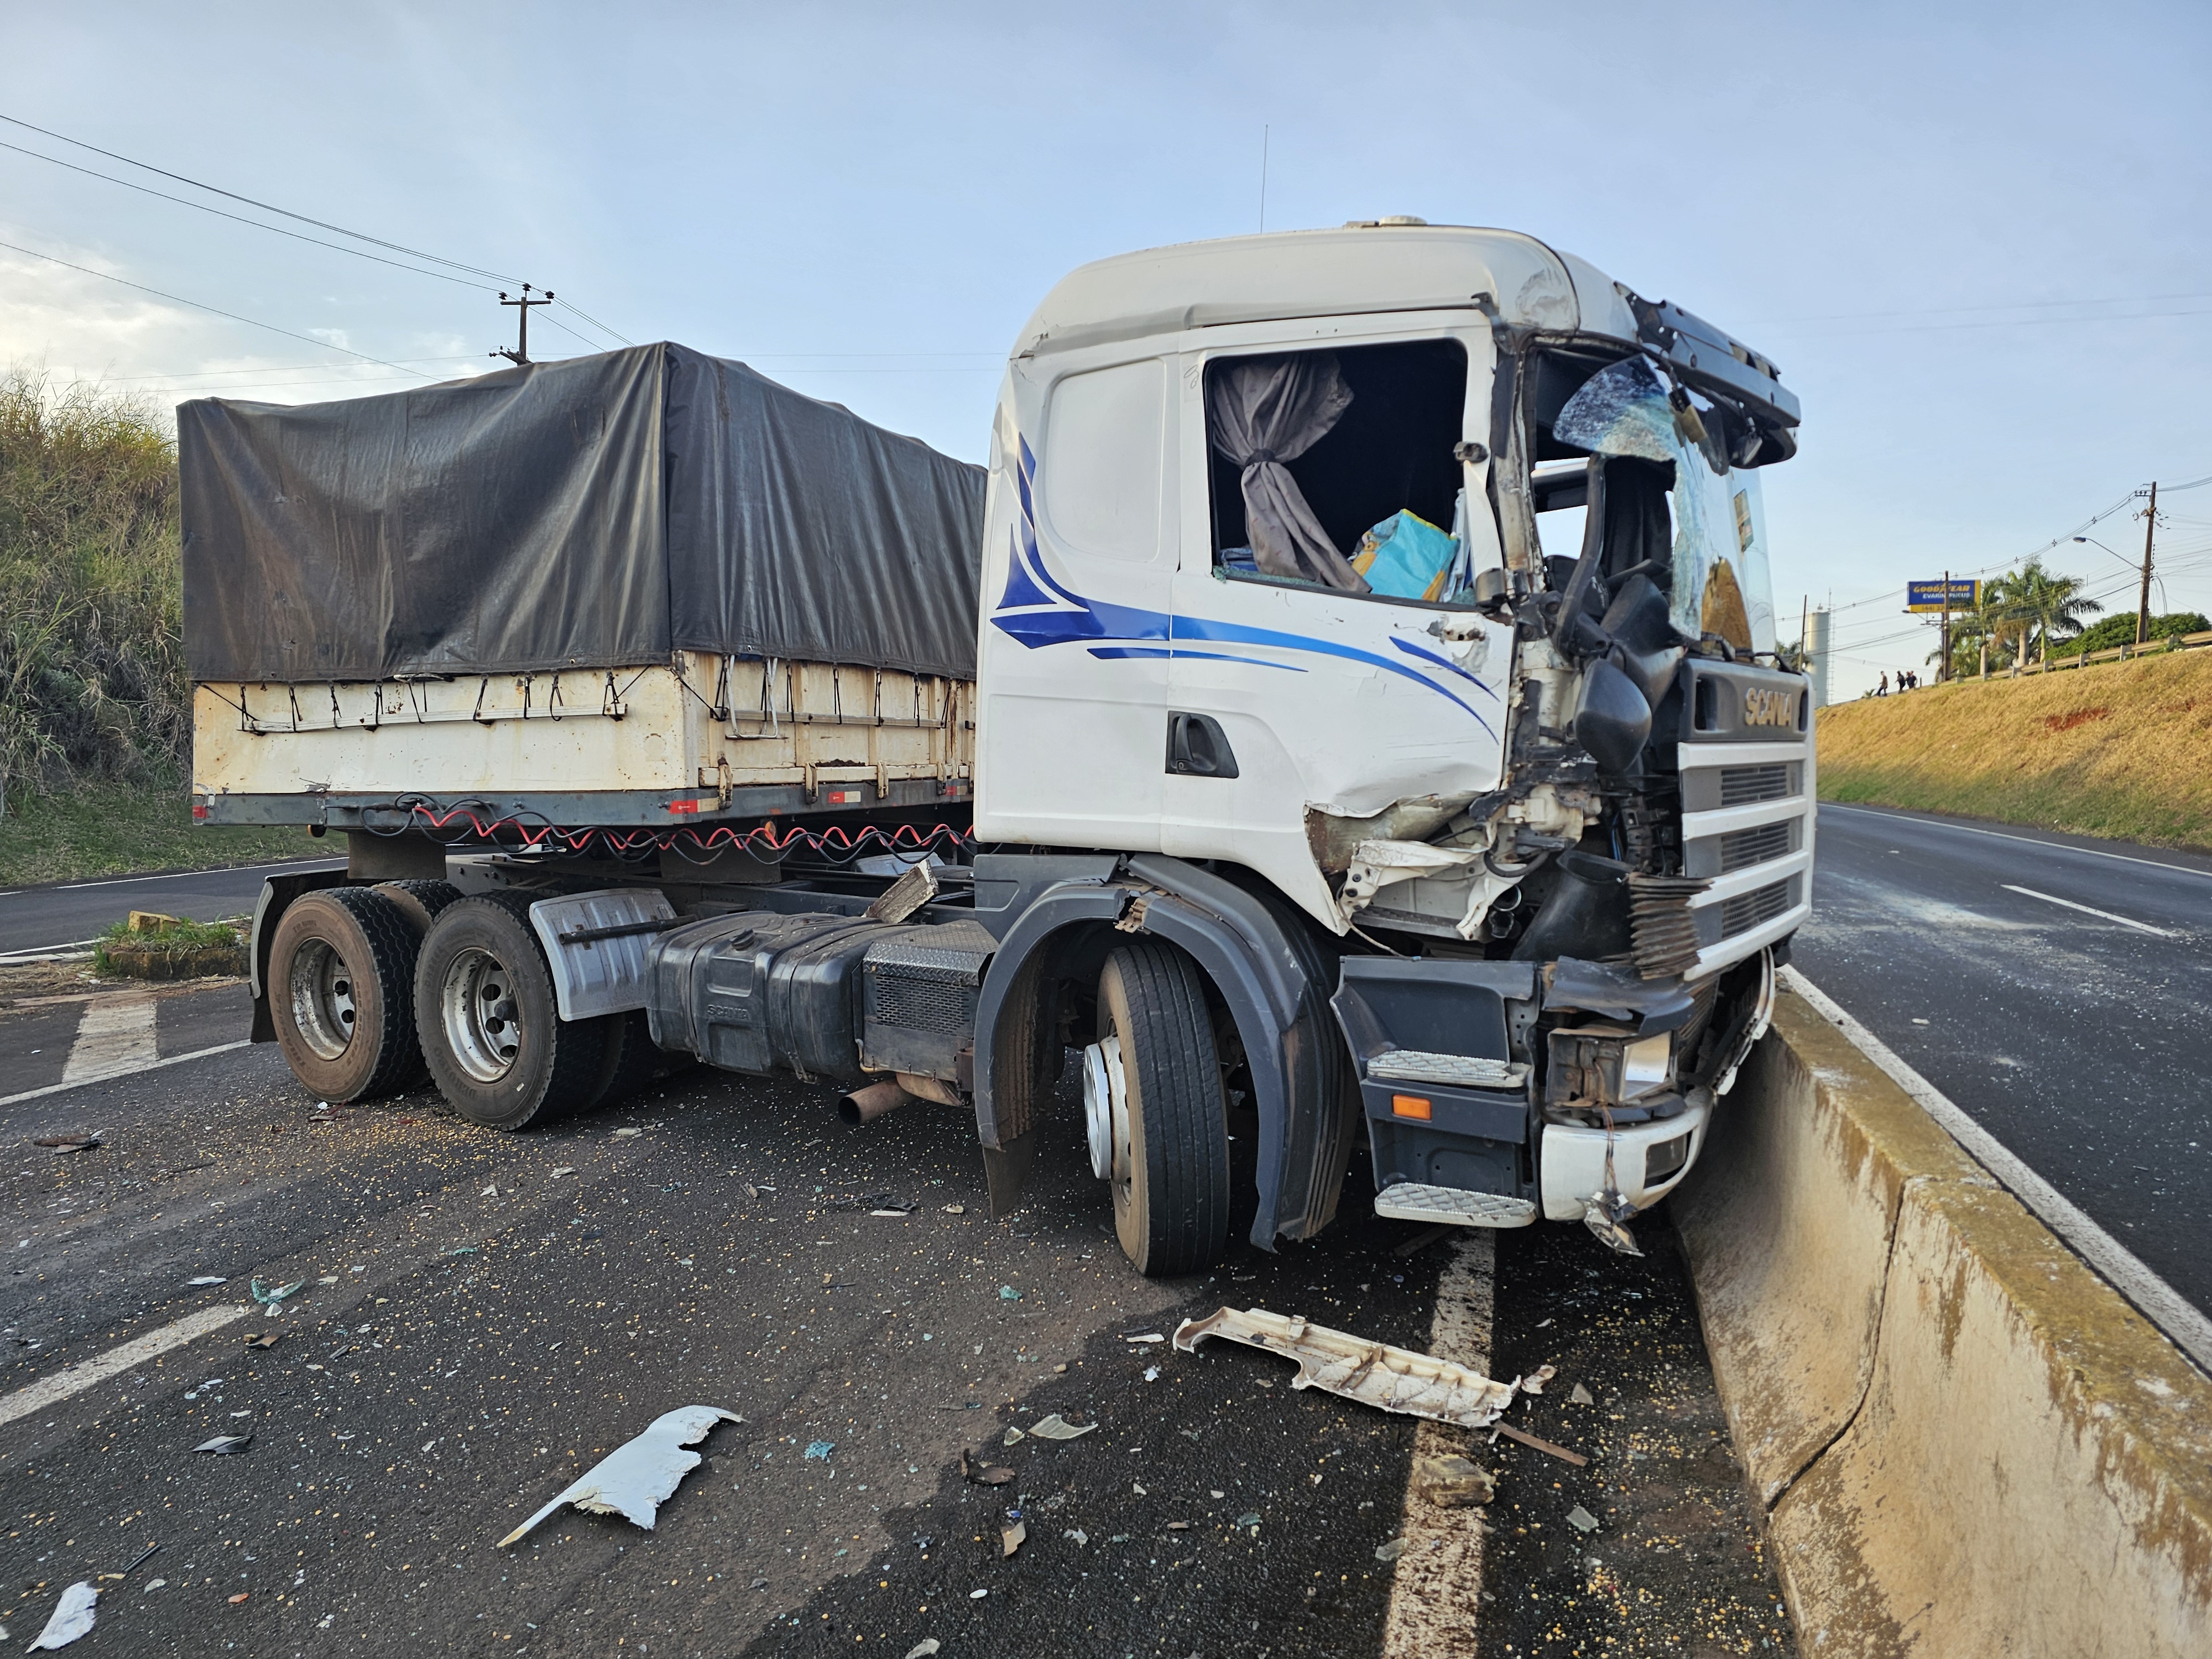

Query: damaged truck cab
201 221 1811 1280
971 222 1809 1260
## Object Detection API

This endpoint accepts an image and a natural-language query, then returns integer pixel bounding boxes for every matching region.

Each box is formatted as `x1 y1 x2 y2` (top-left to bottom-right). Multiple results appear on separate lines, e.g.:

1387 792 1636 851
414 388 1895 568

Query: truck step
1365 1050 1529 1090
1374 1182 1538 1228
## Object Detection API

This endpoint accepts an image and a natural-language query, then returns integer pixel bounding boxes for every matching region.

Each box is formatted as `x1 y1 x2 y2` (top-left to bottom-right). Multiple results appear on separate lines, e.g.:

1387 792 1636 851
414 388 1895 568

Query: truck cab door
1160 325 1511 928
974 356 1180 849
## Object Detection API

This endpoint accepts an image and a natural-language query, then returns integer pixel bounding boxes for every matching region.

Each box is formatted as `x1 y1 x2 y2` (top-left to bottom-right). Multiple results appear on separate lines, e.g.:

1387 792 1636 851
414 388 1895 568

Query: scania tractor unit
183 222 1812 1277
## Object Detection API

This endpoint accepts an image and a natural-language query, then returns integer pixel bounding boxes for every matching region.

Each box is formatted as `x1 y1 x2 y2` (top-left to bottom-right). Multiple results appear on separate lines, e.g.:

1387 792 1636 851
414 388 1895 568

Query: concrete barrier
1675 989 2212 1656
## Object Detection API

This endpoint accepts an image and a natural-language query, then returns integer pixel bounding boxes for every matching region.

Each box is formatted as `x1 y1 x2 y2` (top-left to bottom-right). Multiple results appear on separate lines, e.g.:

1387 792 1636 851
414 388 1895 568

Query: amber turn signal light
1391 1094 1432 1120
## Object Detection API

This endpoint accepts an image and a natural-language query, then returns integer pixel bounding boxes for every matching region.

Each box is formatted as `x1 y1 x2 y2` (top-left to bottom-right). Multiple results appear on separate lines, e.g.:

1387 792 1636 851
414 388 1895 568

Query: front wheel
414 895 604 1129
1096 940 1230 1277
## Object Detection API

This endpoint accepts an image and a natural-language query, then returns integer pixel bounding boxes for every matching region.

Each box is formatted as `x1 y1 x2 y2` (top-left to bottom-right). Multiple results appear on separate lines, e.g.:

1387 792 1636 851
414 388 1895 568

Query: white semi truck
185 221 1812 1276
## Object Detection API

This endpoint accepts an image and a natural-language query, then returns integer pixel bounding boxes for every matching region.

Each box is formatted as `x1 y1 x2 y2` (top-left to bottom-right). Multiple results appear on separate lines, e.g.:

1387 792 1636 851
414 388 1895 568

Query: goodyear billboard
1908 579 1980 613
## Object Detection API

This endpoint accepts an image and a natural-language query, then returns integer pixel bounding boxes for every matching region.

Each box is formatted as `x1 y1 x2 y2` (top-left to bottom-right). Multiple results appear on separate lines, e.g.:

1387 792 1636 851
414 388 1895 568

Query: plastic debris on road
903 1642 941 1659
1569 1381 1595 1406
1001 1520 1026 1557
496 1405 740 1547
1173 1306 1520 1429
997 1285 1020 1301
1521 1363 1557 1395
804 1440 834 1460
248 1279 305 1307
27 1582 96 1650
1063 1528 1087 1547
192 1435 252 1455
1028 1413 1096 1440
1567 1504 1600 1533
1002 1426 1026 1446
1412 1454 1495 1508
185 1276 226 1287
968 1588 988 1600
959 1450 1015 1486
243 1332 279 1349
1374 1536 1408 1563
1123 1332 1165 1344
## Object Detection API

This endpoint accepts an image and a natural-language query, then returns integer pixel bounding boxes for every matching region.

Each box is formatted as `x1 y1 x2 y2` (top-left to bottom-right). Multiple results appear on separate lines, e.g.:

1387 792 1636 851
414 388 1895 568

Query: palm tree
2005 556 2102 666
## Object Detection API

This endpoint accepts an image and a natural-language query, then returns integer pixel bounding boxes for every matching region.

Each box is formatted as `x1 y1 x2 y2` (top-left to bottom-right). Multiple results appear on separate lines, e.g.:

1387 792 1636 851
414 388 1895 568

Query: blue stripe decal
1088 646 1307 672
1388 635 1501 698
990 434 1495 738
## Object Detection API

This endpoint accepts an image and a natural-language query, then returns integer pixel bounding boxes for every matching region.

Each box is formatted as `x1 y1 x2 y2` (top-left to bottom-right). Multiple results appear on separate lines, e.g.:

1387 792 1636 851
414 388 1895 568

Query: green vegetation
1930 556 2106 678
0 369 314 883
1 369 187 805
91 910 243 971
0 780 322 887
2060 611 2210 658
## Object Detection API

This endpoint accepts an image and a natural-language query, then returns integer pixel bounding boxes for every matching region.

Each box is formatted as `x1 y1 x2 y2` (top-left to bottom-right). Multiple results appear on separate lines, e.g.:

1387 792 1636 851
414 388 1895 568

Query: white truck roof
1011 221 1642 357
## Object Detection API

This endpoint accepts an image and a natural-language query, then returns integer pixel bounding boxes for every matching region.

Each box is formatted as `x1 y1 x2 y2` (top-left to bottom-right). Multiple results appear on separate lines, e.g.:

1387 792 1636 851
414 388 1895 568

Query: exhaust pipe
838 1081 915 1126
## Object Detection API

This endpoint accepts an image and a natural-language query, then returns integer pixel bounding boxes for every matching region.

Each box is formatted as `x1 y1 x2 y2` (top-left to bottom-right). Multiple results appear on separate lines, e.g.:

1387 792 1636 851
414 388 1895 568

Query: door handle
1165 712 1239 779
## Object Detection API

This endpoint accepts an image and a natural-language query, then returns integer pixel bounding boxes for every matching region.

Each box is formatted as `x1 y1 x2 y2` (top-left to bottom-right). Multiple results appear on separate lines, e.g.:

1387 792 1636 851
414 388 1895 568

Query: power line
0 236 432 378
0 138 497 292
0 109 633 346
0 111 521 286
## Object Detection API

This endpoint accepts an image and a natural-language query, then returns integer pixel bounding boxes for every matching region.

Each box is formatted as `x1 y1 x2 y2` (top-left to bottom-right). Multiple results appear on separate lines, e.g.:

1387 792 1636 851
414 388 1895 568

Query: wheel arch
972 854 1357 1250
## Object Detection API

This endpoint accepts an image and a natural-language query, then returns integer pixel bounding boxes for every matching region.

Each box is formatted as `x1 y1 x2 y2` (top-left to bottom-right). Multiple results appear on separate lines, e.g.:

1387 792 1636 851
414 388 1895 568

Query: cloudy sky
4 1 2209 696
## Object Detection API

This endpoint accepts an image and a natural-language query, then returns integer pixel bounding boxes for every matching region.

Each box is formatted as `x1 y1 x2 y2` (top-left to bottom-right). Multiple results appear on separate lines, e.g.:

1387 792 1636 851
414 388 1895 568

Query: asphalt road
1794 803 2212 1319
0 860 343 959
0 982 1788 1657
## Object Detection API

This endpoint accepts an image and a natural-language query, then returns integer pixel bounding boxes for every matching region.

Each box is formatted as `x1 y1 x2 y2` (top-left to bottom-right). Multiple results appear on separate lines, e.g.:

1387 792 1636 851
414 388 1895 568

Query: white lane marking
1822 804 2212 880
1999 884 2178 937
0 1042 251 1109
44 860 342 894
1783 967 2212 1376
60 997 158 1086
1380 1230 1494 1655
0 942 97 963
0 1305 249 1432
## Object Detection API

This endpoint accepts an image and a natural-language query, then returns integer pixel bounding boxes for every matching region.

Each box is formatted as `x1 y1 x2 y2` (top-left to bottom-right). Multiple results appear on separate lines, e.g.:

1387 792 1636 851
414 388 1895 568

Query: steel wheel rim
287 937 356 1061
442 946 521 1083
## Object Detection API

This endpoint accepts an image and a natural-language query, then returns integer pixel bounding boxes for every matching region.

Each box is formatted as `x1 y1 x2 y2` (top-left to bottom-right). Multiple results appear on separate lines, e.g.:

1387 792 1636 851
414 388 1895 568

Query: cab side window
1205 337 1468 603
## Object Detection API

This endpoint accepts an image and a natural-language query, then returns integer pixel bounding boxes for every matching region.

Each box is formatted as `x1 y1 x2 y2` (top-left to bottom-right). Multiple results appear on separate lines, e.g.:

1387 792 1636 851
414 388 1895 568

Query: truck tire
371 879 462 938
414 893 605 1130
1098 939 1231 1277
582 1009 661 1115
269 887 424 1103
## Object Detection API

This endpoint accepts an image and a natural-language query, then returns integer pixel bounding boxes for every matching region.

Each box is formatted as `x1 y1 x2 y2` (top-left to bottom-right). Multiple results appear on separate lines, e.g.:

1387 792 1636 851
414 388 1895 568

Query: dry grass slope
1817 648 2212 851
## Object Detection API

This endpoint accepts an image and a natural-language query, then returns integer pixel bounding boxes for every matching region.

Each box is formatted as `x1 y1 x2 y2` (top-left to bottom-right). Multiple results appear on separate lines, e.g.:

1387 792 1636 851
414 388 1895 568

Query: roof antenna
492 284 554 367
1258 125 1270 233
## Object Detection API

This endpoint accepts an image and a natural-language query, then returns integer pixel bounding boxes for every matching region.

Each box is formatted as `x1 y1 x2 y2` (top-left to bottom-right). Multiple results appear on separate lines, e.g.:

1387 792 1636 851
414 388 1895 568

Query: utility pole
1939 568 1952 684
492 284 554 367
2136 481 2158 646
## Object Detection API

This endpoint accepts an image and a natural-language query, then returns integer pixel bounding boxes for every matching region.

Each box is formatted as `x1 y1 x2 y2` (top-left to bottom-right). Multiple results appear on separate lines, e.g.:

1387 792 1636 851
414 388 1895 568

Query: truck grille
1719 821 1792 873
1719 764 1791 806
1720 880 1792 938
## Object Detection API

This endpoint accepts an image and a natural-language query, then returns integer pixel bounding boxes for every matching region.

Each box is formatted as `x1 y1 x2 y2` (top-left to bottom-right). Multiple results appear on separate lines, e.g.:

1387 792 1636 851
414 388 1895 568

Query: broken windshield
1552 357 1775 654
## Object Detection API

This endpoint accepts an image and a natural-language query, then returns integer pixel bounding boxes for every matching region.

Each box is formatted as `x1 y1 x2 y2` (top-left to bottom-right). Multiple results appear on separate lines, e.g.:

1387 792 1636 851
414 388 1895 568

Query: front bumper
1538 1095 1711 1222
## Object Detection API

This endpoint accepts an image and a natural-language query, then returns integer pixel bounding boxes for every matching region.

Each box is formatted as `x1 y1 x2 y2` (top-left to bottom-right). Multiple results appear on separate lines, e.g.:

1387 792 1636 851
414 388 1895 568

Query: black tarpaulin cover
180 342 985 684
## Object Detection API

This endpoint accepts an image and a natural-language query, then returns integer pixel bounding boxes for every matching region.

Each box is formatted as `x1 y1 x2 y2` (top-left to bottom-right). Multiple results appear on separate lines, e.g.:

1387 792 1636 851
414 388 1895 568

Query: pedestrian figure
1879 672 1889 696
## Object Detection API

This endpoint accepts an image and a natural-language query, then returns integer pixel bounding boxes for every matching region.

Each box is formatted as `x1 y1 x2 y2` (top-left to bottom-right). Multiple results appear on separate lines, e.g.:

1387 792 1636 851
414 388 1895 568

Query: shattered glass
1552 358 1776 654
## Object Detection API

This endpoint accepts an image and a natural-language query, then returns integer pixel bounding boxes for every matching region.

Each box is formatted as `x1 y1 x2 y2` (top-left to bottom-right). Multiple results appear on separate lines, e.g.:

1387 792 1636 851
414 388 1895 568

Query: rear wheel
414 894 605 1129
371 879 462 938
583 1009 662 1115
269 888 422 1102
1098 940 1230 1277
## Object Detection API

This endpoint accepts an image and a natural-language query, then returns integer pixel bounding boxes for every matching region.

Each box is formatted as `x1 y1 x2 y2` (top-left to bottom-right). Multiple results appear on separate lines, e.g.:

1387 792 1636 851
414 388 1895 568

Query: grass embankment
1816 646 2212 851
0 782 321 886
